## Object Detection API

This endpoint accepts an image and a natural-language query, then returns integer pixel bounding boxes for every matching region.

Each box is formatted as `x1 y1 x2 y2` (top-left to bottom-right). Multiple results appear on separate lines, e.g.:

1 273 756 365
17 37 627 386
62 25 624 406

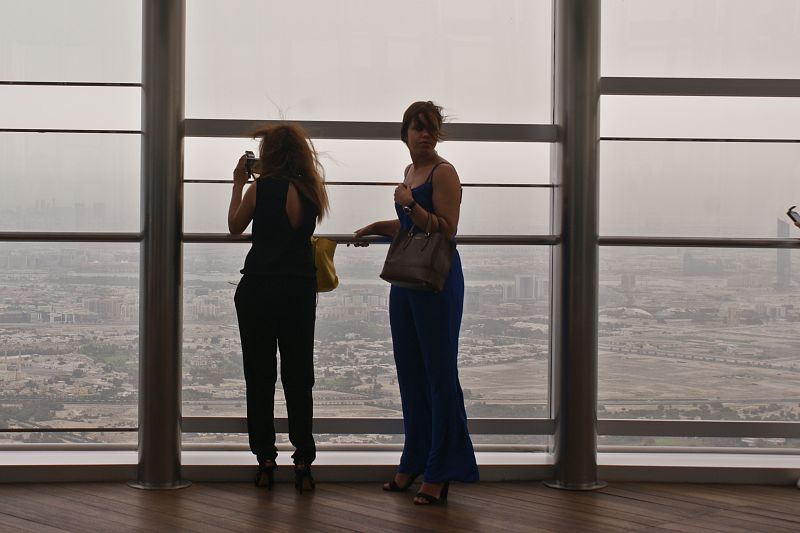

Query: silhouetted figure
354 101 479 505
228 123 330 493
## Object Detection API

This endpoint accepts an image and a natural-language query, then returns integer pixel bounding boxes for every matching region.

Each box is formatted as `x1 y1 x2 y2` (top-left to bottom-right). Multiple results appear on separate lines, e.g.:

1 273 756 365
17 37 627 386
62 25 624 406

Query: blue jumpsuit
390 163 479 484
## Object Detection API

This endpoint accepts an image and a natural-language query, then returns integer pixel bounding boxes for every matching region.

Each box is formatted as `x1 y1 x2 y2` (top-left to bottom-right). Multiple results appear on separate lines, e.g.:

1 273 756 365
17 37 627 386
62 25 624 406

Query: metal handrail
182 233 560 245
601 137 800 143
0 232 142 242
600 77 800 98
0 81 141 87
600 236 800 248
184 119 559 142
183 179 556 188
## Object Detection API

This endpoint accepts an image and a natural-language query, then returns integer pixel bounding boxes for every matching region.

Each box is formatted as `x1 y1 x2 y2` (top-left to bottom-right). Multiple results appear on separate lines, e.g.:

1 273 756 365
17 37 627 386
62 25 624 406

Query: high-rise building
776 219 791 292
515 274 534 299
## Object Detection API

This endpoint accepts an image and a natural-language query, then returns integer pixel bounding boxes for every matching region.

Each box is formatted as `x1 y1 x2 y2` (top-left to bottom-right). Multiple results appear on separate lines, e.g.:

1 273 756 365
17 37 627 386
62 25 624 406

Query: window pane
183 244 550 423
185 138 551 185
600 141 800 238
601 96 800 140
602 0 800 78
599 247 800 423
0 133 140 232
0 242 139 443
186 0 552 123
0 0 142 82
185 182 550 235
0 86 140 131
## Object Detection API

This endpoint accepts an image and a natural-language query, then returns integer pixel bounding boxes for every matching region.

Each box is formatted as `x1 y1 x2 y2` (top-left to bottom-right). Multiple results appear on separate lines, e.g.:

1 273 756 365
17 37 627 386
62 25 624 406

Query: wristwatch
402 200 417 214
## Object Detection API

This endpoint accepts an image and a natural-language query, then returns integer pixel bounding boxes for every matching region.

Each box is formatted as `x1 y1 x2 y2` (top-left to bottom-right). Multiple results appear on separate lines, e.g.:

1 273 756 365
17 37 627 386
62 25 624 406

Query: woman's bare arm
354 219 400 238
228 155 256 235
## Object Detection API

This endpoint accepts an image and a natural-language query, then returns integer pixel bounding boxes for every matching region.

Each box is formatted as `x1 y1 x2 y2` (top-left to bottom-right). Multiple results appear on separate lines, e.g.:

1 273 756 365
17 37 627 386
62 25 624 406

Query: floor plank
0 482 797 532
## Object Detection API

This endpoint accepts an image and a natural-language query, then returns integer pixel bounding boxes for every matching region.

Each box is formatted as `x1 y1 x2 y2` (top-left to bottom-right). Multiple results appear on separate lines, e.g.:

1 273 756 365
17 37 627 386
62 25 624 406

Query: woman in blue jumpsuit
355 101 479 505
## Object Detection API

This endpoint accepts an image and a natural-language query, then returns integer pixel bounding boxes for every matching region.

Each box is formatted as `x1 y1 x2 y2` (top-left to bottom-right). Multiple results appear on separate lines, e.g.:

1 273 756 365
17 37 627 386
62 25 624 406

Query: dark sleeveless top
241 176 318 278
395 162 457 235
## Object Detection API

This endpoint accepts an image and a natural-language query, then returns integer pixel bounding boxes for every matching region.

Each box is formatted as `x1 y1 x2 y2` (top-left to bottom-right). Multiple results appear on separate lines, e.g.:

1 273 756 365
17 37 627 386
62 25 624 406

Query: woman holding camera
354 101 479 505
228 123 329 493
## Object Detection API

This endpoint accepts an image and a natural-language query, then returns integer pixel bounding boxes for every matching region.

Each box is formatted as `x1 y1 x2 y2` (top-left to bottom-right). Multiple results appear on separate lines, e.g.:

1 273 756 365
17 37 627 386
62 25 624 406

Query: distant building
777 219 791 292
683 252 723 276
621 273 636 290
503 284 516 300
515 275 534 300
465 288 481 314
535 278 549 300
0 311 30 323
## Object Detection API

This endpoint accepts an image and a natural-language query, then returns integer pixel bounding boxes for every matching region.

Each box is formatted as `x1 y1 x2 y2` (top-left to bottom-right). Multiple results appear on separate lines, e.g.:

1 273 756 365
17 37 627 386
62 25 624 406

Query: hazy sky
2 0 799 237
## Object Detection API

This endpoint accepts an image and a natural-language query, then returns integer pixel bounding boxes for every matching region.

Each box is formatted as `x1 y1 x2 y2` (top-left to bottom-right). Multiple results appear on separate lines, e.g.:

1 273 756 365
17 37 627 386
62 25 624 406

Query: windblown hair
252 123 329 221
400 101 446 144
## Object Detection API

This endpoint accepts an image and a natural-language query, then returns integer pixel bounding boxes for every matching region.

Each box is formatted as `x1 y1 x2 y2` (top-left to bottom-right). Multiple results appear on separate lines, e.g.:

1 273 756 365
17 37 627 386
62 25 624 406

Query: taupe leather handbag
380 212 455 292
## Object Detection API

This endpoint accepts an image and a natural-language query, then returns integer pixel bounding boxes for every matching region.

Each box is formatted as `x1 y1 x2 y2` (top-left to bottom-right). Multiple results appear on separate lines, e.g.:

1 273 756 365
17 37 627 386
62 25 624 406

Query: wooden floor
0 481 798 532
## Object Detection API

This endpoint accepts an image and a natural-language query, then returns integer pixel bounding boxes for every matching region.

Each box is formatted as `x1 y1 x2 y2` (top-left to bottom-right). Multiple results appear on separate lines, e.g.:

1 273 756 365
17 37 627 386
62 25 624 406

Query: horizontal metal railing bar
599 236 800 248
5 419 798 439
0 81 142 87
0 232 143 242
599 419 800 439
0 442 548 453
184 119 560 142
600 77 800 98
182 417 555 435
0 443 138 451
182 233 560 245
183 179 555 188
0 427 136 433
601 137 800 144
598 445 800 455
0 128 142 135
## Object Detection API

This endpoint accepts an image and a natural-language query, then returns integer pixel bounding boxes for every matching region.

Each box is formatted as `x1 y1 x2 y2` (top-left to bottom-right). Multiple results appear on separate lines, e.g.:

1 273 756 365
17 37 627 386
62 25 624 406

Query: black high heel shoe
294 464 315 494
413 482 449 505
255 460 276 490
382 472 421 492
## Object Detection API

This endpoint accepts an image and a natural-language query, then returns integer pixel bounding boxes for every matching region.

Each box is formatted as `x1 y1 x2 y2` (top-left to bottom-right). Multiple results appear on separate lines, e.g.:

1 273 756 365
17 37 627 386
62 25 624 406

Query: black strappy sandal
255 460 276 490
294 464 315 494
383 472 421 492
413 482 449 505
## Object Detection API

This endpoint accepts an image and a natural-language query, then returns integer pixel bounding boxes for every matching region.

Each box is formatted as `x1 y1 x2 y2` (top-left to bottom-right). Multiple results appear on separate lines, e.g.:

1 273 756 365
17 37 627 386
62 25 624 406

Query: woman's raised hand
233 154 249 187
394 183 413 207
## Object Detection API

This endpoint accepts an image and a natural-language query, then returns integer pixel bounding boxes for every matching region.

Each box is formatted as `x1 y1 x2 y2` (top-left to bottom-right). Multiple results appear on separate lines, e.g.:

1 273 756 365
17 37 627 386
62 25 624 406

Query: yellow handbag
311 236 339 292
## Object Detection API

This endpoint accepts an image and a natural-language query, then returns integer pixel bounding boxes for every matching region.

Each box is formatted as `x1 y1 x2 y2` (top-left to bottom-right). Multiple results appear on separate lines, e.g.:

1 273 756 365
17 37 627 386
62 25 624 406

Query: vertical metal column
545 0 605 490
130 0 189 490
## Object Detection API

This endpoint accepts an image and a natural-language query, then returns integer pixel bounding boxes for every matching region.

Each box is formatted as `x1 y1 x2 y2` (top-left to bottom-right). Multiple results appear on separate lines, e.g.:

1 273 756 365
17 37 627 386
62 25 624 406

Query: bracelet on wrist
402 200 417 214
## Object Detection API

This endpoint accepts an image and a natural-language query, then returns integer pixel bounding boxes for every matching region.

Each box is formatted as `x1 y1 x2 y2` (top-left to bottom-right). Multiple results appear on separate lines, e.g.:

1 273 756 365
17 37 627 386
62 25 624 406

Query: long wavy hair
252 123 330 221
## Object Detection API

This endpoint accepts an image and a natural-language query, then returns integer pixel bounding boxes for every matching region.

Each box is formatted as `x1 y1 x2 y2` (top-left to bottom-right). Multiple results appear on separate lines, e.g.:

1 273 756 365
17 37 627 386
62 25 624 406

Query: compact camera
244 150 261 176
788 206 800 224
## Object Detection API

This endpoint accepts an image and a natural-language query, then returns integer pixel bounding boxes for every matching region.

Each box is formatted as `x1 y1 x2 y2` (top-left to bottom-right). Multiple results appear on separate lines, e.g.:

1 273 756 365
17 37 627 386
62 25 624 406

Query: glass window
0 86 141 131
600 96 800 140
602 0 800 79
182 244 550 426
185 138 551 185
599 247 800 423
186 0 552 123
0 133 140 232
0 242 139 443
600 141 800 238
0 0 142 83
184 182 550 236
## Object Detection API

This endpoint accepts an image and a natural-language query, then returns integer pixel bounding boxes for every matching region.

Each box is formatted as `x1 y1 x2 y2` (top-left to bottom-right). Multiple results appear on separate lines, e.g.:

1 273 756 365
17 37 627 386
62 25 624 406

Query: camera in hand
244 150 261 176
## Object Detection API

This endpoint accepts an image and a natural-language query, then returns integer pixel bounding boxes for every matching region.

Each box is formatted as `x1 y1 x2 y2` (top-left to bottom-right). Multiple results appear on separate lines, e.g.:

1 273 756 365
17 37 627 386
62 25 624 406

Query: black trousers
234 274 317 466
